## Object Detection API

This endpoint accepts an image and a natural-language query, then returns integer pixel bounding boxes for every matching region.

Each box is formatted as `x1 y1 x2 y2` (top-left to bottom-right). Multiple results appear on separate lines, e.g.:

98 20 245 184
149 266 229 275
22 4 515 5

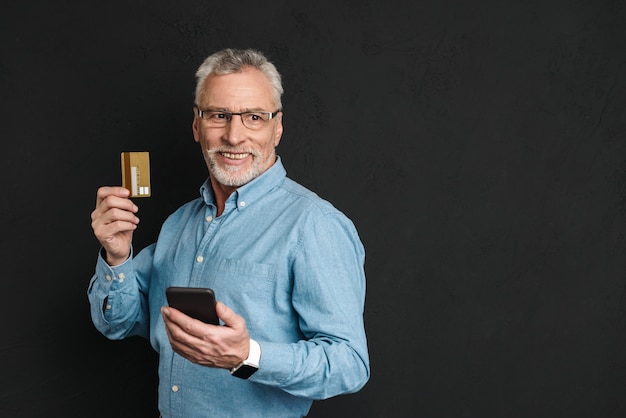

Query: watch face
232 364 258 379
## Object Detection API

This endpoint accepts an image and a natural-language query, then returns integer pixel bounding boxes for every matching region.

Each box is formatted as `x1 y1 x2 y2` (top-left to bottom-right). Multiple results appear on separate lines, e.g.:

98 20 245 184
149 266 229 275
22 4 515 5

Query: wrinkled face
192 67 283 192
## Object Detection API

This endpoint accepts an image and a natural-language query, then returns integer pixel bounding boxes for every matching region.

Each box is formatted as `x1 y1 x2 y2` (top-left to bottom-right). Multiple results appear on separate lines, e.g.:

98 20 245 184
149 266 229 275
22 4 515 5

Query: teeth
222 152 249 160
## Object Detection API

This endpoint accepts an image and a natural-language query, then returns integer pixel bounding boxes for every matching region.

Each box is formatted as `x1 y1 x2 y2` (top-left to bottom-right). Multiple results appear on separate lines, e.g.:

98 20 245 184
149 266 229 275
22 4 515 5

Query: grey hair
194 48 283 109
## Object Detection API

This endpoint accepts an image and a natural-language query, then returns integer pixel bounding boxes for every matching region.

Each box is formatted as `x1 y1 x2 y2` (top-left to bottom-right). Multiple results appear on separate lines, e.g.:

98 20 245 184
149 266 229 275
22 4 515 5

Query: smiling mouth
221 152 250 160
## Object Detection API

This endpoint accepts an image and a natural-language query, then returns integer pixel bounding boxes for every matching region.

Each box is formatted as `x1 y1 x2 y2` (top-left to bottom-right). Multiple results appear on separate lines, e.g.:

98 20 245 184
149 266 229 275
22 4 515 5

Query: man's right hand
91 186 140 266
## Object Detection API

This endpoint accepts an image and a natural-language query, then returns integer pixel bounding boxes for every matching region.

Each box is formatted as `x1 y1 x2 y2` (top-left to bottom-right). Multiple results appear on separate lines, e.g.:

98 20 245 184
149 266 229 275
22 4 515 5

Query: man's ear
273 112 283 147
192 111 200 143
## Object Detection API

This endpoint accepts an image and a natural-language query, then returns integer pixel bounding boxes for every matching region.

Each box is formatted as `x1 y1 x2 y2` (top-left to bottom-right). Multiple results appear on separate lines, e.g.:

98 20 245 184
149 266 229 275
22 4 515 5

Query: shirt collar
199 156 287 211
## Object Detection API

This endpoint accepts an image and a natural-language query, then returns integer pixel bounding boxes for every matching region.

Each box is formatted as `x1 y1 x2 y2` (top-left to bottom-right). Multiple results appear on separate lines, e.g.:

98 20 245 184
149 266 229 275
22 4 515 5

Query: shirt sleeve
87 244 155 340
250 211 371 399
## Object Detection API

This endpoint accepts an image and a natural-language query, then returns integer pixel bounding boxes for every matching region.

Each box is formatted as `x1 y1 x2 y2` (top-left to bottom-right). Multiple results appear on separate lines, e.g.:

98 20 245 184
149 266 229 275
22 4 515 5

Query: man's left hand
161 301 250 369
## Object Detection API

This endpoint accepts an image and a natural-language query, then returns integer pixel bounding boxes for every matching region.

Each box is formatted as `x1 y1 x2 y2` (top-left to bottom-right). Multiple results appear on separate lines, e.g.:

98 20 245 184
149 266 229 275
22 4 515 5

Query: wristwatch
230 339 261 379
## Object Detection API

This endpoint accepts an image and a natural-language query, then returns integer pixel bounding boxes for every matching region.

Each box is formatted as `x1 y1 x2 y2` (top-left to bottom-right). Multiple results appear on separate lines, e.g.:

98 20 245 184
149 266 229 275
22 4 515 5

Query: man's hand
91 186 139 266
161 302 251 369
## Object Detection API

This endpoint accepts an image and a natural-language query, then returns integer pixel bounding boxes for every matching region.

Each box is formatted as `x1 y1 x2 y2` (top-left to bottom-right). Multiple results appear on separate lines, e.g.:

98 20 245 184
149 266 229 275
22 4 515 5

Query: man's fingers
162 307 209 348
95 186 131 206
163 307 206 335
92 194 139 226
92 208 139 238
97 195 139 214
104 207 140 225
105 186 131 196
161 307 244 369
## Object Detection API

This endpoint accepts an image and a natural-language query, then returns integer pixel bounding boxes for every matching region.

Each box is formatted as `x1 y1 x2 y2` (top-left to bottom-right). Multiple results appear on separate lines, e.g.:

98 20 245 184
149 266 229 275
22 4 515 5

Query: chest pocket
197 257 274 326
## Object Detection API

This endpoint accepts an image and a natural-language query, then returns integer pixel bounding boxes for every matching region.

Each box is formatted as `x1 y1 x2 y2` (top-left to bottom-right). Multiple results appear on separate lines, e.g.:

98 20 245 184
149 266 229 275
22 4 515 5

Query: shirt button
172 385 179 392
240 201 246 207
106 304 112 310
196 256 204 263
118 273 125 282
106 275 112 282
206 216 213 222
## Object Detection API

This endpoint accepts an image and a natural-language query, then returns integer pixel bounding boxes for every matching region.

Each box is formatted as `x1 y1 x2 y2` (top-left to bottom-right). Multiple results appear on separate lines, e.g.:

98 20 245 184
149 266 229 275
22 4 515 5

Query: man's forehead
199 70 275 108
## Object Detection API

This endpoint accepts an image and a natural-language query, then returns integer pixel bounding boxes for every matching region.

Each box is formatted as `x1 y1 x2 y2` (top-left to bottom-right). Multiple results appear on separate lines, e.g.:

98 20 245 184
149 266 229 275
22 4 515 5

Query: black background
2 1 626 417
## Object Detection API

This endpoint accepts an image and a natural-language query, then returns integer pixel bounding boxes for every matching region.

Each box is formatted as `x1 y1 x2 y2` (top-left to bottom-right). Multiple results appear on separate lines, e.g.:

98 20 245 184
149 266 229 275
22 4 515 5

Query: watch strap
230 339 261 379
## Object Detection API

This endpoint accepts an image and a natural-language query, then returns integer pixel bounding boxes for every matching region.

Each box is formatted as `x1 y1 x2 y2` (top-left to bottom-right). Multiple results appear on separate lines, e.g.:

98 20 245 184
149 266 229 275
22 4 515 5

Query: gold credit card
121 152 151 197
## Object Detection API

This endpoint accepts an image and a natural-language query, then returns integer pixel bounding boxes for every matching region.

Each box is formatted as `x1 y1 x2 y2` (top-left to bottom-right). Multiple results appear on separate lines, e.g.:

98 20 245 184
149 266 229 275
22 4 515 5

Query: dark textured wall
1 1 626 417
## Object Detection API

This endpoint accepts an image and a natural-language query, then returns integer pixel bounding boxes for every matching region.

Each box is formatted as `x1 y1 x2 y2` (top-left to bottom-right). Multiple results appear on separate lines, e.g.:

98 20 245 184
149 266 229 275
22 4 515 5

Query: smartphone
165 287 219 325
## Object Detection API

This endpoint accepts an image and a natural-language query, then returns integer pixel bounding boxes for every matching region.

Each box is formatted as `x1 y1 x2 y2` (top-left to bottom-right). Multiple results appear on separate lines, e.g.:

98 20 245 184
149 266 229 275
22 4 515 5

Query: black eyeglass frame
194 106 282 129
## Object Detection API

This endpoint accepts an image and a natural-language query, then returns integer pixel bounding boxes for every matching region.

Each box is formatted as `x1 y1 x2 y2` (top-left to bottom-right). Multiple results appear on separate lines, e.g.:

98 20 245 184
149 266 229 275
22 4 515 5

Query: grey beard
204 149 264 187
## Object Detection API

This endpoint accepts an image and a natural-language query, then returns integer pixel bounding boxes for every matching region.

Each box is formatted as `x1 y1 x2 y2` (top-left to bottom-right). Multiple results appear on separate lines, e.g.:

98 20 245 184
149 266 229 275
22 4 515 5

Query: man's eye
210 113 228 119
245 113 264 121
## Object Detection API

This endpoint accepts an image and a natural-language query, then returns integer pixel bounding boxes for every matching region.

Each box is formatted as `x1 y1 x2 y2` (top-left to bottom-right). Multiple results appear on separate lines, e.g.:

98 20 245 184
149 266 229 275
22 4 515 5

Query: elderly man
88 48 370 418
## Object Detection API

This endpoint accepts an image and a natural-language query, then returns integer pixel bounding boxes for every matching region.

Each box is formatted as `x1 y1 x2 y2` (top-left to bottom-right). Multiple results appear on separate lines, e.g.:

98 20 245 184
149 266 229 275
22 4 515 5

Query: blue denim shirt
88 158 370 418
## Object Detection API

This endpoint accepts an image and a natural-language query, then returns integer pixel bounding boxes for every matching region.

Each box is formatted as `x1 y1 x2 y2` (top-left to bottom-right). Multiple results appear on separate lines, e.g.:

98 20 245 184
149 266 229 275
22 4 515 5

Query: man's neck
209 176 237 217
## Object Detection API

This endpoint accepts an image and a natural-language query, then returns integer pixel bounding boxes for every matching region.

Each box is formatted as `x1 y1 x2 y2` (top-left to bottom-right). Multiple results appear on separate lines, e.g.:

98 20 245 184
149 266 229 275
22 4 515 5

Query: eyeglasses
195 107 282 130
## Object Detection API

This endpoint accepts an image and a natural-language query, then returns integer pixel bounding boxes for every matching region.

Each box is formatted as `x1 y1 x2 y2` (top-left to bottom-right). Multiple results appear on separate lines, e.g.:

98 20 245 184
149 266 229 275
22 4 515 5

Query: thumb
216 301 242 328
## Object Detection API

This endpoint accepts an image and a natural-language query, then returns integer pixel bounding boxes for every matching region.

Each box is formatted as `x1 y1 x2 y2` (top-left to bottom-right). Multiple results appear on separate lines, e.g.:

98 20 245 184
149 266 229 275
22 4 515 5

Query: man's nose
223 115 247 144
